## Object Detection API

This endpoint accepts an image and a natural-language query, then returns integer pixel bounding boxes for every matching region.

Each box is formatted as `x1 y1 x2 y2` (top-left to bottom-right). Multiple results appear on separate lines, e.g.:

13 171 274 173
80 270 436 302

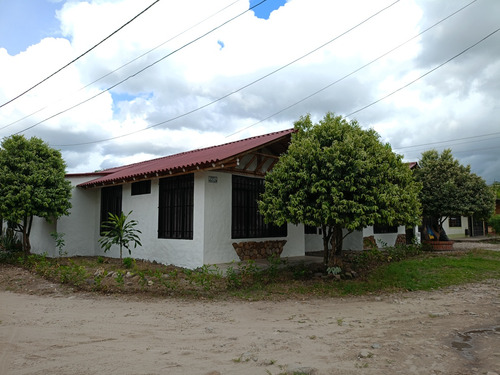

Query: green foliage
50 231 67 257
259 112 421 265
99 211 142 260
414 149 495 231
0 135 72 254
122 257 135 269
489 214 500 234
0 228 22 252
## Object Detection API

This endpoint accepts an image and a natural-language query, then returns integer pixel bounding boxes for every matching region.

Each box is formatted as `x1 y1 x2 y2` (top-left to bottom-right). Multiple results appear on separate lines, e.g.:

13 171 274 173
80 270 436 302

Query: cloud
0 0 498 184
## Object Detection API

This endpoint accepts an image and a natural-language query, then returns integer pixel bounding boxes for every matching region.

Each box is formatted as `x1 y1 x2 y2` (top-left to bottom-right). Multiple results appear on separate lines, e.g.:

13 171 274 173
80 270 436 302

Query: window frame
100 185 123 234
231 174 287 239
448 216 462 227
131 180 151 196
373 224 398 234
158 174 194 240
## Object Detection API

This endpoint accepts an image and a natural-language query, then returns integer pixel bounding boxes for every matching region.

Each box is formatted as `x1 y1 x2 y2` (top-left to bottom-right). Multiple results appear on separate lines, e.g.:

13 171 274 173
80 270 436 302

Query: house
29 129 412 268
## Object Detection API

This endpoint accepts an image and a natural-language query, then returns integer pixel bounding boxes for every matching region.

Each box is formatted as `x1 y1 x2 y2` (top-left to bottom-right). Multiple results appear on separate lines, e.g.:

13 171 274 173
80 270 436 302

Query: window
232 175 287 239
449 216 462 227
100 185 122 233
131 180 151 196
373 224 398 234
304 225 318 234
158 174 194 239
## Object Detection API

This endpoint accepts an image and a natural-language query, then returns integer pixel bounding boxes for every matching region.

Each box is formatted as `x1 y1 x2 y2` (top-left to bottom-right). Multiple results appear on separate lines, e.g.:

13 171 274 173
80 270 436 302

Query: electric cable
0 0 244 132
49 0 402 146
0 0 161 109
12 0 269 136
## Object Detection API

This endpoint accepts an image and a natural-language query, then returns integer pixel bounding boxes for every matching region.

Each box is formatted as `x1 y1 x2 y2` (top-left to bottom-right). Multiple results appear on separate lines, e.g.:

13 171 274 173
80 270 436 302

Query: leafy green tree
490 214 500 235
414 149 495 239
99 211 142 260
259 113 421 266
0 135 72 255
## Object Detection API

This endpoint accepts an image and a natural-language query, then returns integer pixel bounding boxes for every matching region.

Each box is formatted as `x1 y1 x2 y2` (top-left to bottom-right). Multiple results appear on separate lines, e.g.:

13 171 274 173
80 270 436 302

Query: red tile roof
77 128 294 188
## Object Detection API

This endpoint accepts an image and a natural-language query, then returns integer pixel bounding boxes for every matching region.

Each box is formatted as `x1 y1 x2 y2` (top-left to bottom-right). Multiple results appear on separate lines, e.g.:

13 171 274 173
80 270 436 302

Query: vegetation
259 113 421 266
0 135 72 255
99 211 142 260
1 244 498 300
414 149 495 240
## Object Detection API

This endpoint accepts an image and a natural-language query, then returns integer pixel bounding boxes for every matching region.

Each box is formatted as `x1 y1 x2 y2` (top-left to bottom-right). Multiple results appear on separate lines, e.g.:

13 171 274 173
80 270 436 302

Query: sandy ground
0 276 499 375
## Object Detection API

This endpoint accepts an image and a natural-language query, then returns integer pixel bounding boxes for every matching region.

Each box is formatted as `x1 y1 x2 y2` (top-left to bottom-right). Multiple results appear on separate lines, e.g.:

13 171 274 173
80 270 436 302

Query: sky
0 0 499 183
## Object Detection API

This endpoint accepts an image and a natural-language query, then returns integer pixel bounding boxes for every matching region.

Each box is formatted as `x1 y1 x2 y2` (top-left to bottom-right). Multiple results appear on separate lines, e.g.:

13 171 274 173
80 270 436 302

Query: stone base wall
363 236 376 250
423 240 454 251
395 234 406 246
232 240 287 261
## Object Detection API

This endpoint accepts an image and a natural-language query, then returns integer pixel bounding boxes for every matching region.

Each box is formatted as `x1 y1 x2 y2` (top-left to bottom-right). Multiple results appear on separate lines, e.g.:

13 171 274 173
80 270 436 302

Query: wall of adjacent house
442 216 469 238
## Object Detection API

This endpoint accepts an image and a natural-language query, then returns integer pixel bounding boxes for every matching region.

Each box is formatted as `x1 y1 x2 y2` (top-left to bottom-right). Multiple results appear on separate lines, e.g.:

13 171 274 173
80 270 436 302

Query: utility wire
225 0 478 137
14 0 269 136
0 0 161 109
50 0 401 147
0 0 244 132
393 131 500 150
346 27 500 117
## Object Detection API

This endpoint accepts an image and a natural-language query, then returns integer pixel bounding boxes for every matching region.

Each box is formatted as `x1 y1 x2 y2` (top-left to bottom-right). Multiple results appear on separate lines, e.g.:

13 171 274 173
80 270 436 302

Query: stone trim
232 240 287 261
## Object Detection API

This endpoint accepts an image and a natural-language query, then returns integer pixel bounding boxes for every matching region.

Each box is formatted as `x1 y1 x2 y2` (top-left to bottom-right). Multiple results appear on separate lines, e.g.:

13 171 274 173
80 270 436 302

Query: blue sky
0 0 499 183
0 0 62 55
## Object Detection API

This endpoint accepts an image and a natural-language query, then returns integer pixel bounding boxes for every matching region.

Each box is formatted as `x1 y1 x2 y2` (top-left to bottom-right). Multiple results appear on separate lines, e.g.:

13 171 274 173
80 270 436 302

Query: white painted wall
305 229 363 252
202 171 305 265
442 216 469 238
363 225 406 247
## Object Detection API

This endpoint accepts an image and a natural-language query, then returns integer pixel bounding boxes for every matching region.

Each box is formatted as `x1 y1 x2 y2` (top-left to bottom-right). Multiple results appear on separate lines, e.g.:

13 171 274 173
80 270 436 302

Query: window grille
100 185 122 234
448 216 462 227
231 175 287 239
131 180 151 196
373 224 398 234
304 225 318 234
158 174 194 239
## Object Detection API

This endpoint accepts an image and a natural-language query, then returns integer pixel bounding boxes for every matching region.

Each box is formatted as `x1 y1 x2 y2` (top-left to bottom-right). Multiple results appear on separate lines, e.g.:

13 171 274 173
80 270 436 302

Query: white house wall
201 171 305 265
305 229 363 252
363 226 406 247
442 216 469 238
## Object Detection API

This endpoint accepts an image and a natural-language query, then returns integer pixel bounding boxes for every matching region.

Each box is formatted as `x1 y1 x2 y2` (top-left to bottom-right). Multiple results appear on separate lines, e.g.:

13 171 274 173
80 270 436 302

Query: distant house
29 129 413 268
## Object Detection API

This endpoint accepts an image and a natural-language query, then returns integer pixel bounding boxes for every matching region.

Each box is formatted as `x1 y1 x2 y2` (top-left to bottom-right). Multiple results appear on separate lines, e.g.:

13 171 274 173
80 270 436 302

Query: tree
414 149 495 239
99 211 142 260
259 113 421 266
0 135 72 255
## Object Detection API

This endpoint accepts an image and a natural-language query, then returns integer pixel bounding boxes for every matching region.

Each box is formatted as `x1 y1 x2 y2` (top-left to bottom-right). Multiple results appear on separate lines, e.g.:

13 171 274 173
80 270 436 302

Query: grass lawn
1 246 499 300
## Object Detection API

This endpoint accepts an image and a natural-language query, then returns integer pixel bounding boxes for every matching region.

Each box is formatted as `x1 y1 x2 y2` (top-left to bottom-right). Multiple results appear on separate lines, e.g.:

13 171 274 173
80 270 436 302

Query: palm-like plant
99 211 142 260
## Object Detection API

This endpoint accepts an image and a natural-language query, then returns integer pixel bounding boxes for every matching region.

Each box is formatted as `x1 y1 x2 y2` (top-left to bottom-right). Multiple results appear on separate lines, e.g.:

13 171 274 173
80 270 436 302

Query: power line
225 0 478 137
393 131 500 150
13 0 269 136
0 0 161 109
50 0 402 147
0 0 244 132
346 27 500 117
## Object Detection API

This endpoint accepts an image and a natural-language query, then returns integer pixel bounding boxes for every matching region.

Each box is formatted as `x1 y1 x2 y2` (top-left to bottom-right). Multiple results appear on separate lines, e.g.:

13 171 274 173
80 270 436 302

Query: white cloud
0 0 498 183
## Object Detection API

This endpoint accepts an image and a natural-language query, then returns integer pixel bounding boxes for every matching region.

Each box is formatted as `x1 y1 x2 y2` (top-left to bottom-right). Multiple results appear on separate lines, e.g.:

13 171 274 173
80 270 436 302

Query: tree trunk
321 225 332 266
328 226 343 268
22 216 32 256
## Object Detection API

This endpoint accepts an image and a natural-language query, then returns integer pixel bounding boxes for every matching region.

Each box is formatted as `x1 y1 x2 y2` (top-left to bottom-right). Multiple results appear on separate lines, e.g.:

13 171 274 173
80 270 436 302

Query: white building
29 129 411 268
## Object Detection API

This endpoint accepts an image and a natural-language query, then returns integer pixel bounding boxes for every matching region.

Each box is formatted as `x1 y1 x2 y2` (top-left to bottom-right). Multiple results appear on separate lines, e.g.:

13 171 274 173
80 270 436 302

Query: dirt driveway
0 267 499 375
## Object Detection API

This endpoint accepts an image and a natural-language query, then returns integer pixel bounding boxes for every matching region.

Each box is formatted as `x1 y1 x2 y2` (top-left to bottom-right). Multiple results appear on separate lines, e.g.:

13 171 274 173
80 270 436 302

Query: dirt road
0 275 499 375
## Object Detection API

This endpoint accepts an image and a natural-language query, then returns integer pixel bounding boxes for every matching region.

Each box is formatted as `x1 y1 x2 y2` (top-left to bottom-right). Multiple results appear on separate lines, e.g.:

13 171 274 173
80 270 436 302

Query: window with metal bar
131 180 151 196
100 185 122 234
449 216 462 227
231 175 287 239
373 224 398 234
158 174 194 239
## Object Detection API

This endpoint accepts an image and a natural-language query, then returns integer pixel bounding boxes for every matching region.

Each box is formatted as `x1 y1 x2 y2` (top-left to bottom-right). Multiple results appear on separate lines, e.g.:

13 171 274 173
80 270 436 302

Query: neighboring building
29 129 415 268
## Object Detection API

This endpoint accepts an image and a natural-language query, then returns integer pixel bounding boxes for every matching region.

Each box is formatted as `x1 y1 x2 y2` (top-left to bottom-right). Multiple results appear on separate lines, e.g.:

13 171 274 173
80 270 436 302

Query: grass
0 246 499 300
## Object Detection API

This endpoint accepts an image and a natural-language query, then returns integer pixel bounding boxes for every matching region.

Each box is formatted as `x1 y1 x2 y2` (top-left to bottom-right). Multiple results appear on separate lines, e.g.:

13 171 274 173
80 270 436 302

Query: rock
147 280 154 286
358 350 373 358
286 366 318 375
371 343 381 349
240 352 258 362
